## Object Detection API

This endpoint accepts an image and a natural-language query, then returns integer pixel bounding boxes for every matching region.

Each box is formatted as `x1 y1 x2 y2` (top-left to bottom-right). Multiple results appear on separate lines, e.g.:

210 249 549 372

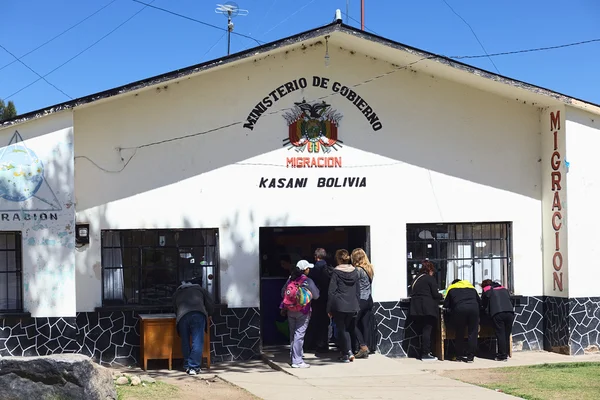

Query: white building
0 20 599 365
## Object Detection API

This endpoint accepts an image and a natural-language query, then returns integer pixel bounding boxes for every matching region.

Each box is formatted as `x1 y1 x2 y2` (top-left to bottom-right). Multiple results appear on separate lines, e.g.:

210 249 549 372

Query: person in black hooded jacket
481 279 514 361
409 260 443 361
444 279 481 363
327 249 360 363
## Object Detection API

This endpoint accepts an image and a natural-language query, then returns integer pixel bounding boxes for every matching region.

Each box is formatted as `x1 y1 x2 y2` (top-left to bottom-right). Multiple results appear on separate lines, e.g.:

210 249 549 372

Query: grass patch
117 381 180 400
455 362 600 400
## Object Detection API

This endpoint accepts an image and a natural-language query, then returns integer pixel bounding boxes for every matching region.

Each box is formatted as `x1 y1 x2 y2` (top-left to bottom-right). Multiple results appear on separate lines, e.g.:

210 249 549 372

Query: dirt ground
118 374 260 400
441 369 511 388
159 374 259 400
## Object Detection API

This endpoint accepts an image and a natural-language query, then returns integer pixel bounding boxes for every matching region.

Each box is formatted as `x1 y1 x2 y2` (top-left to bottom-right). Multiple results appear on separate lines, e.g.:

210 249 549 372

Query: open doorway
259 225 370 347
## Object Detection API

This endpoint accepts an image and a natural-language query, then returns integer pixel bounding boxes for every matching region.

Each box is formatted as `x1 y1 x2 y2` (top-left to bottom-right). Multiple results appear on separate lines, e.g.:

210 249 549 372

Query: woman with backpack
327 249 360 363
351 248 375 359
280 260 320 368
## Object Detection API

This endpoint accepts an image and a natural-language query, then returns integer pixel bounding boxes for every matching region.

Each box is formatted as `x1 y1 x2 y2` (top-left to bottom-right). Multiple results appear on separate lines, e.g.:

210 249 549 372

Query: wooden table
139 313 211 370
435 308 512 361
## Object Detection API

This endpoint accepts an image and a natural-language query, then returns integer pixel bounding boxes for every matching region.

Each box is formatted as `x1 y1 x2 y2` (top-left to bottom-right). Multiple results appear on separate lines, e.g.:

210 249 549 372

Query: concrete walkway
247 349 519 400
117 351 600 400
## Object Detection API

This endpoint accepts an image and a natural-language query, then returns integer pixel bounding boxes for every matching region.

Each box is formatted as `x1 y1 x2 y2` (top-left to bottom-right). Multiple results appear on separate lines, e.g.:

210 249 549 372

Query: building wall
565 108 600 354
0 111 75 317
565 108 600 298
73 42 544 312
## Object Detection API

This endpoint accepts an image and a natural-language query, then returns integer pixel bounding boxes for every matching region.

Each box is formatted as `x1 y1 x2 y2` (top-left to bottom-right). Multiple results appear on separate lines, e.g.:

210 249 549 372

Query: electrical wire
77 55 433 172
2 0 157 101
342 12 379 35
72 29 598 174
75 149 138 173
131 0 263 46
441 0 500 74
342 10 599 62
201 32 228 60
0 0 119 73
260 0 318 38
451 38 600 59
0 43 72 99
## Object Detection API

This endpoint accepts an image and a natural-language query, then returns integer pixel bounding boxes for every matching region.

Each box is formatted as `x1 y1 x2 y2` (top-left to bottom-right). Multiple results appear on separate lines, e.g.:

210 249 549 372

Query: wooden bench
139 314 211 370
435 310 512 361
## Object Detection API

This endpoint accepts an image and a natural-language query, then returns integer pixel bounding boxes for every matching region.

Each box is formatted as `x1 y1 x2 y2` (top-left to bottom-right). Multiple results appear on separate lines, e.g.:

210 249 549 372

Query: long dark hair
290 268 304 280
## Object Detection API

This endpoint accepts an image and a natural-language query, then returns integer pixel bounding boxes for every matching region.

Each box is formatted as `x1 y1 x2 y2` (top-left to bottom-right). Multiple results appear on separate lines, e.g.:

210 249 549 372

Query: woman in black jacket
409 261 442 361
327 249 360 363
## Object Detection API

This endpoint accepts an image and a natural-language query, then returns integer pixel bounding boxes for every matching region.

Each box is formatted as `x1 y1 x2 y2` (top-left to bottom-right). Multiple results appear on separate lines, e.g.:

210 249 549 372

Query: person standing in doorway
351 248 375 358
481 279 514 361
305 248 333 353
409 260 442 361
444 278 481 363
280 260 320 368
173 277 214 375
327 249 360 363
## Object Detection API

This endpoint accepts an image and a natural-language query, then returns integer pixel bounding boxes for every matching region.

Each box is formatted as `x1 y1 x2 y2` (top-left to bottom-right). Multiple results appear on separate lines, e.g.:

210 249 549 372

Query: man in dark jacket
173 277 215 375
481 279 514 361
305 248 333 353
409 261 443 361
327 249 360 363
443 279 481 363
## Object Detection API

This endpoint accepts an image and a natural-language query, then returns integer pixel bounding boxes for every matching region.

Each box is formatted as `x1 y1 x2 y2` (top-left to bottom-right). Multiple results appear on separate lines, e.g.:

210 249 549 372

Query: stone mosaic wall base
0 307 260 366
543 296 570 354
373 301 418 357
373 296 545 358
569 297 600 355
1 297 597 363
512 296 544 351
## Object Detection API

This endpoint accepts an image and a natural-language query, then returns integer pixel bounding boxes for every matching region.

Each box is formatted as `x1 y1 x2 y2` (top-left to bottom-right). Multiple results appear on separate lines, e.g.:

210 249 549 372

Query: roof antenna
346 0 349 23
361 0 364 30
215 2 249 55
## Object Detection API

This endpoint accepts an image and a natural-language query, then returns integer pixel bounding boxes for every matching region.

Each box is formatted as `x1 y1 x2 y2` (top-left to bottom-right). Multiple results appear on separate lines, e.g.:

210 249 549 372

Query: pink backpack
282 275 312 312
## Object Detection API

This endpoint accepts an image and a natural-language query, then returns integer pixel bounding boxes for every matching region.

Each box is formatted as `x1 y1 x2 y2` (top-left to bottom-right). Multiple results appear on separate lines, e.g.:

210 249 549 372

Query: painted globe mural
0 144 44 202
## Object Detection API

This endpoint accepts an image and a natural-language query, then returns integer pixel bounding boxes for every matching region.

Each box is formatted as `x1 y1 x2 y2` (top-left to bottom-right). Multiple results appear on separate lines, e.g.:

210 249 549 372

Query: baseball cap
296 260 314 270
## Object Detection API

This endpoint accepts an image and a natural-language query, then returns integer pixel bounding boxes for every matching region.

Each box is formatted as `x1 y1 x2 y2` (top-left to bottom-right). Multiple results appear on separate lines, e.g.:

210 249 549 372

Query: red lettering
551 171 562 190
303 157 310 167
552 191 562 211
551 111 561 132
553 252 563 271
286 157 295 168
334 158 342 167
555 231 560 251
552 212 562 231
553 271 564 291
551 151 561 170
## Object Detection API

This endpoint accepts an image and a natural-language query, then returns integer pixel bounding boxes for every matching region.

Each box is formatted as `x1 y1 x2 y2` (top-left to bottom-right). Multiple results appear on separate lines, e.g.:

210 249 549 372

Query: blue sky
1 0 599 115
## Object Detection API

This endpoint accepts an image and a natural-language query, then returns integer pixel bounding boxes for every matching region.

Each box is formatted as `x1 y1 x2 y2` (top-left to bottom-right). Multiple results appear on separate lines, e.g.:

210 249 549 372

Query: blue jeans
178 312 206 370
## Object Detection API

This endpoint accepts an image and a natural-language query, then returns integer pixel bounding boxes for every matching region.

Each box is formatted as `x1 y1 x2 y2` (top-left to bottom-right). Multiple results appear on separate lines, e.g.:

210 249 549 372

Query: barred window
101 229 219 306
0 232 23 312
407 223 513 293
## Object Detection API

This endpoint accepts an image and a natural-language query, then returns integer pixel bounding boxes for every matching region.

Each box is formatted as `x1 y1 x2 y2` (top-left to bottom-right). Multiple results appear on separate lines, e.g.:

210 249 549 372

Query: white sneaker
187 369 199 375
291 362 310 369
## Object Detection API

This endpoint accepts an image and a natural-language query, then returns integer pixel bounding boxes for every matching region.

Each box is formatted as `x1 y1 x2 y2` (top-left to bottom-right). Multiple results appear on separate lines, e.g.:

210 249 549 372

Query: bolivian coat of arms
282 99 343 153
